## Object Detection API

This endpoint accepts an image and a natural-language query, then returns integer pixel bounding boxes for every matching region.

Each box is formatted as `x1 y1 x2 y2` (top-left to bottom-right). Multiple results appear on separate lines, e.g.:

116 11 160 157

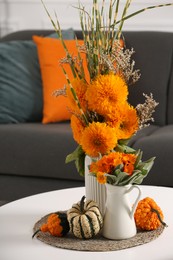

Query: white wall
0 0 173 37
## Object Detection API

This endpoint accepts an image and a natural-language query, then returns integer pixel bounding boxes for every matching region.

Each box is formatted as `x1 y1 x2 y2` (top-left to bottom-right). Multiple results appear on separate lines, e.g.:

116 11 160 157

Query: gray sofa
0 30 173 203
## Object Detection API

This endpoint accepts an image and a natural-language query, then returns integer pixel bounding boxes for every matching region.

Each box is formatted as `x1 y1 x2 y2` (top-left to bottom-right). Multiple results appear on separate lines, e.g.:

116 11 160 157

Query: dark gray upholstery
0 123 84 202
0 29 83 41
0 123 82 180
123 31 173 187
0 174 83 202
0 29 173 202
129 125 173 187
124 31 173 126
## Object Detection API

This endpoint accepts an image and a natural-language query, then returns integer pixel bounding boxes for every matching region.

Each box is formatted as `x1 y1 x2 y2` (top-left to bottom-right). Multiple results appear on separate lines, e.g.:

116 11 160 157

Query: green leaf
118 170 141 186
118 138 130 146
106 174 117 185
137 157 155 172
65 145 83 163
115 143 136 154
128 174 144 185
112 164 124 174
106 170 131 186
65 145 85 177
134 150 143 168
115 171 129 184
75 151 86 176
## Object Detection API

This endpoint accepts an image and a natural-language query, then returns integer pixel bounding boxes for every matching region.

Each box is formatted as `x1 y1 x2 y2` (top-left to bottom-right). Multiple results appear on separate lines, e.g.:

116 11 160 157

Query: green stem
80 196 86 213
116 0 132 39
151 208 168 227
111 0 120 42
32 229 40 239
41 0 77 78
115 3 173 27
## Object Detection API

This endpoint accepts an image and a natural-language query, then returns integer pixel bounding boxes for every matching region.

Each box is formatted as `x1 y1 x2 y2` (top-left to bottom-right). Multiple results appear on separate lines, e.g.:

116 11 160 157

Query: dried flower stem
136 93 159 129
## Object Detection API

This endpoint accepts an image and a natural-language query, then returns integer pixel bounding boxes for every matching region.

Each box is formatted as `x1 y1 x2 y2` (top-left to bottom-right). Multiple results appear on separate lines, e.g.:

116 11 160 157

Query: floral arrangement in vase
31 0 172 244
43 0 173 185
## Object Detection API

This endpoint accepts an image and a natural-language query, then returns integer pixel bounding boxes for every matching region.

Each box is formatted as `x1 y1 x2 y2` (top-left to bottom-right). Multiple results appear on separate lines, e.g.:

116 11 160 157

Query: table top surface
0 185 173 260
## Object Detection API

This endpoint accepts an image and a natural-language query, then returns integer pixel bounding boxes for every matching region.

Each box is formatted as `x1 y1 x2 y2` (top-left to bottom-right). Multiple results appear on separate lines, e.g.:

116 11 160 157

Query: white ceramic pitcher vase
102 183 141 240
85 155 106 216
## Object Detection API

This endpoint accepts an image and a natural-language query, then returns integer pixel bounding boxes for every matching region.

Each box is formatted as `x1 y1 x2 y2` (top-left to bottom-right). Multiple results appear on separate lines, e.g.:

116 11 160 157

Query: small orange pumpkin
32 212 70 238
134 197 167 231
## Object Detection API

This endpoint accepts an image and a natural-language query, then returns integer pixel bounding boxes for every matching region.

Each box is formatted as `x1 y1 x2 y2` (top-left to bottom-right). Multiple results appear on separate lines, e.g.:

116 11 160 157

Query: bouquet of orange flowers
43 0 173 185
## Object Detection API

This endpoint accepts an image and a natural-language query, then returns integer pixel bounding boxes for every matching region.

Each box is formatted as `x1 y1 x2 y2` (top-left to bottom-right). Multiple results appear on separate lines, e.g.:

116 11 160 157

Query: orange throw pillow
33 36 87 124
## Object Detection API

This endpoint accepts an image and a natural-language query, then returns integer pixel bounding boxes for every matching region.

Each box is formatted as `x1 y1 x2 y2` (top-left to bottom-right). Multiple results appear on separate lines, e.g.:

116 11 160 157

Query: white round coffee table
0 185 173 260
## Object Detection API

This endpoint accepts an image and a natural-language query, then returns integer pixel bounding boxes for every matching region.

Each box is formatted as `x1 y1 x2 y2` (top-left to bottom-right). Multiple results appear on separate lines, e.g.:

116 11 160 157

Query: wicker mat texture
33 213 165 252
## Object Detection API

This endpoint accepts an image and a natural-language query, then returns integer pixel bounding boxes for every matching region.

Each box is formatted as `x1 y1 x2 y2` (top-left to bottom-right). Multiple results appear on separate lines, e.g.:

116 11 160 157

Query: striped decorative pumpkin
67 196 103 239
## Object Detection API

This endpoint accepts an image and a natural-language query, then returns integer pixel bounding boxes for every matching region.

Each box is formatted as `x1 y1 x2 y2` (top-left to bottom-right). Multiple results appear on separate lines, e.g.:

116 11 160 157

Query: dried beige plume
136 93 159 129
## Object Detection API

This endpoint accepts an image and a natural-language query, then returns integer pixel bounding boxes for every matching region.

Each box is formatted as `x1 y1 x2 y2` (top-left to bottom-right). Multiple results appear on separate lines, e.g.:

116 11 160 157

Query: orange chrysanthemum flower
66 78 88 113
96 171 107 184
95 152 122 173
90 152 137 176
89 161 99 173
123 163 134 175
122 153 137 165
116 103 139 140
71 115 85 144
105 105 123 129
86 74 128 116
122 153 137 175
81 122 117 157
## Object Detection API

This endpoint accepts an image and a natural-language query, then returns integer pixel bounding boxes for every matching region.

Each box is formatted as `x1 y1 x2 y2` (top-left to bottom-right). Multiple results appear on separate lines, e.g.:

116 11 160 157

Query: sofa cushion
0 40 43 123
0 28 74 124
33 37 87 124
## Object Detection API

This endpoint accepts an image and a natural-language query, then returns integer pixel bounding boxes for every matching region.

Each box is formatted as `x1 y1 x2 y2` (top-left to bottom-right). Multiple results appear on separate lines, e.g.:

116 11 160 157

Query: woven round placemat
33 213 165 252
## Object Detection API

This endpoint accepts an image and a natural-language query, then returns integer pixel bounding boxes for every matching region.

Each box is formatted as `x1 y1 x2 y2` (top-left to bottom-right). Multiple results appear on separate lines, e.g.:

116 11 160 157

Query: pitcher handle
127 185 142 218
